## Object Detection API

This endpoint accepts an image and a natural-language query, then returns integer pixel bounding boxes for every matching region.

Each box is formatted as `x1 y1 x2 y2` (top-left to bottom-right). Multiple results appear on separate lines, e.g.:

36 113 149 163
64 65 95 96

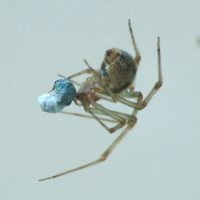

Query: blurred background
0 0 199 199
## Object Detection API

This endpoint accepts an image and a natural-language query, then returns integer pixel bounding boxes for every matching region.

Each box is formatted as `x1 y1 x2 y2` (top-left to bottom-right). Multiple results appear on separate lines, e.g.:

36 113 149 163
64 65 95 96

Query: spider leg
128 19 141 66
67 69 92 79
89 110 118 133
59 67 96 88
138 37 162 109
89 102 126 133
62 105 132 133
38 116 137 181
113 37 163 110
95 89 143 116
61 111 116 123
83 59 100 80
90 108 132 120
114 93 143 109
58 73 82 87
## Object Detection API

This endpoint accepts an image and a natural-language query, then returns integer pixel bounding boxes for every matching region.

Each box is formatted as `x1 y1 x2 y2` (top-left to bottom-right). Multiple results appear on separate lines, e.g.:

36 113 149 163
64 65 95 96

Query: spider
38 19 163 181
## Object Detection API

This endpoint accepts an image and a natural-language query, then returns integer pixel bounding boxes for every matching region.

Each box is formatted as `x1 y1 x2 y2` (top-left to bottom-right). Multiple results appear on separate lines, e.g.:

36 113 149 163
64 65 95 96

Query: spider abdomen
100 48 137 93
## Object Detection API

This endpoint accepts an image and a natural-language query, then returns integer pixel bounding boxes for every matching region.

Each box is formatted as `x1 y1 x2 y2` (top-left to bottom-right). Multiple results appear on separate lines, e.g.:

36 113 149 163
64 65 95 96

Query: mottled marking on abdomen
100 48 137 93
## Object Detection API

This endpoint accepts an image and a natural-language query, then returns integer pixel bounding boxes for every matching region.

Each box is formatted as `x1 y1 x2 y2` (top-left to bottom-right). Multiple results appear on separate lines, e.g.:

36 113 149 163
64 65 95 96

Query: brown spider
39 19 163 181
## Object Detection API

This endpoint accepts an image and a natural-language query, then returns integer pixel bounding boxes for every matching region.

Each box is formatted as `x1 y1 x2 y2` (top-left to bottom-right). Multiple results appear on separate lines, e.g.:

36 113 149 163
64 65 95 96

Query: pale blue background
0 0 200 199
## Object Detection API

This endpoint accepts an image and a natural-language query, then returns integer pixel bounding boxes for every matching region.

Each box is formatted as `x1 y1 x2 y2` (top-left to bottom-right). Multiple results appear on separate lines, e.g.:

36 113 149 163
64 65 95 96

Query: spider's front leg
58 66 96 88
67 68 92 79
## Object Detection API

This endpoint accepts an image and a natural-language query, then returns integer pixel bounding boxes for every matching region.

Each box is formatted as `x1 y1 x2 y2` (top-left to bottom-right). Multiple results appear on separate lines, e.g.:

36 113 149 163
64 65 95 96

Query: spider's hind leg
111 37 163 110
38 115 137 182
128 19 141 66
133 37 163 110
